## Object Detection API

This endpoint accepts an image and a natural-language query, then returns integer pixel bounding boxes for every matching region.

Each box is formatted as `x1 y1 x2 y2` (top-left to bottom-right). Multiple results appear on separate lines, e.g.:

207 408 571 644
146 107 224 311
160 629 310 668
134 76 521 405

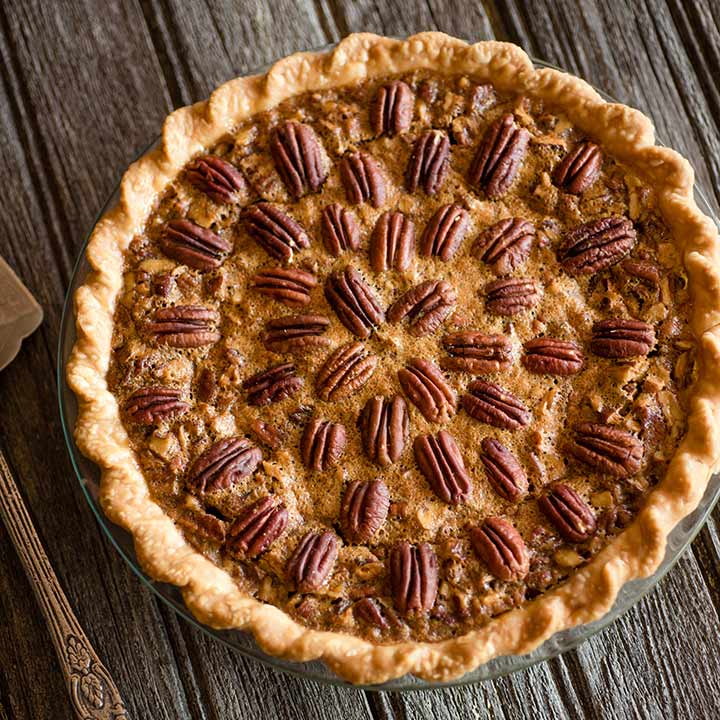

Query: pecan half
480 437 528 502
389 542 438 615
359 396 409 466
287 531 339 592
398 358 456 423
405 130 450 196
340 151 386 208
414 430 472 504
188 437 262 493
485 277 542 316
125 387 189 424
250 266 316 306
227 496 288 558
462 380 530 430
539 483 597 542
559 216 636 275
316 342 378 401
300 418 347 471
160 220 232 271
186 155 246 204
321 203 361 257
441 332 512 373
468 114 530 198
419 204 469 261
243 363 303 406
567 422 643 477
591 319 656 358
522 338 584 375
245 203 311 262
262 314 331 354
324 267 384 338
470 517 529 581
147 306 220 347
270 120 327 198
369 211 415 272
340 479 390 543
371 80 414 135
387 280 457 337
553 141 602 194
473 218 535 275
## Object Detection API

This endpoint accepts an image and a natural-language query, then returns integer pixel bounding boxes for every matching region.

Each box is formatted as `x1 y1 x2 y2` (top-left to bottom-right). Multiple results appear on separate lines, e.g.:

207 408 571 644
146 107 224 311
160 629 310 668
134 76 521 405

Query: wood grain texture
0 1 719 719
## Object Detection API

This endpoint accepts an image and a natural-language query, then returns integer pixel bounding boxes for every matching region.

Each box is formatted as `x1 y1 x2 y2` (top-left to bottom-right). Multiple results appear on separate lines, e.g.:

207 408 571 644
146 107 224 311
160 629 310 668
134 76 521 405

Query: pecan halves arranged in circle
405 130 451 196
567 422 643 477
300 417 347 471
125 387 189 424
389 542 438 615
340 151 386 208
186 155 246 204
398 358 456 423
321 203 361 257
484 277 542 316
387 280 457 337
470 517 529 581
242 363 303 406
147 305 221 348
369 211 415 272
324 267 384 338
462 380 531 430
359 396 409 467
269 120 327 198
441 332 512 374
553 141 602 194
188 437 262 493
250 266 317 306
261 314 331 354
419 204 470 261
245 203 311 262
591 319 656 358
371 80 414 136
468 114 530 198
480 437 528 502
340 479 390 543
227 496 288 558
316 342 379 401
539 483 597 542
559 216 636 275
474 218 535 275
414 430 473 505
522 337 584 376
287 531 339 592
160 220 232 271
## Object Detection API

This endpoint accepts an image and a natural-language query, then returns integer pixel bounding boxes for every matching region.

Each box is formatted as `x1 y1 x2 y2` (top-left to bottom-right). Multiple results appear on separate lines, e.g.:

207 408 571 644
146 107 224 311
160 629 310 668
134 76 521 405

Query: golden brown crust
67 32 720 684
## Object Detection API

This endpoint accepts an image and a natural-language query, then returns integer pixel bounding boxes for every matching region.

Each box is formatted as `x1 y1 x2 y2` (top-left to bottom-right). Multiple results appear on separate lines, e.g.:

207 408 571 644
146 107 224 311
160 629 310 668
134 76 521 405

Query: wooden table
2 1 719 717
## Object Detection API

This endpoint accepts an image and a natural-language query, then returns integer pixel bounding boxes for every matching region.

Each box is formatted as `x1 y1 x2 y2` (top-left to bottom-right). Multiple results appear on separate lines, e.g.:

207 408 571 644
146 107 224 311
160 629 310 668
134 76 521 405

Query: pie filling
108 70 694 643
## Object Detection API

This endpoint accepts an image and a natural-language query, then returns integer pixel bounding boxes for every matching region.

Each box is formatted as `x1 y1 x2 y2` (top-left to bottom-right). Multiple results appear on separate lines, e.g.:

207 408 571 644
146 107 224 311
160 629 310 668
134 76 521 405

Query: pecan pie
68 33 720 684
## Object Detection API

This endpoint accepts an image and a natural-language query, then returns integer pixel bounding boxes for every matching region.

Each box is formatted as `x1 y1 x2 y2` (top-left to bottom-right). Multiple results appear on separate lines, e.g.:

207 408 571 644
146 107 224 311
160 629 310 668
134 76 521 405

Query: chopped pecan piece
316 342 378 401
354 598 394 630
160 219 232 271
485 277 542 316
567 422 643 477
340 151 386 208
441 332 512 373
414 430 472 505
559 216 636 275
249 419 286 449
398 358 456 423
245 203 311 262
369 211 415 272
250 266 316 306
371 80 414 135
321 204 361 257
553 141 602 194
147 305 220 348
243 363 303 406
261 314 331 354
405 130 450 196
176 508 227 544
359 396 409 467
196 368 217 403
287 531 339 592
125 387 189 424
470 517 529 581
462 380 531 430
539 483 597 542
522 338 584 375
621 259 660 286
591 319 656 358
340 479 390 543
227 496 288 558
419 204 469 261
324 267 384 338
269 120 327 198
186 155 246 204
389 542 438 615
468 114 530 197
188 437 262 493
300 417 347 471
480 437 528 502
387 280 457 337
473 218 535 275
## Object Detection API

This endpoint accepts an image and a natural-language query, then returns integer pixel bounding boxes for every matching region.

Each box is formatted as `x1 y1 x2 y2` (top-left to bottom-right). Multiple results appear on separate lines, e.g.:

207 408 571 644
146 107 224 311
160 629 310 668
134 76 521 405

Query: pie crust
67 32 720 684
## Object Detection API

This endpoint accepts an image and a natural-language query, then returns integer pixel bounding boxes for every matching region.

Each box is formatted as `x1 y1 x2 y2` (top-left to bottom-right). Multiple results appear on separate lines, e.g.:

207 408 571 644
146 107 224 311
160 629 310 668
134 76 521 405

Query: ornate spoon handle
0 450 128 720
